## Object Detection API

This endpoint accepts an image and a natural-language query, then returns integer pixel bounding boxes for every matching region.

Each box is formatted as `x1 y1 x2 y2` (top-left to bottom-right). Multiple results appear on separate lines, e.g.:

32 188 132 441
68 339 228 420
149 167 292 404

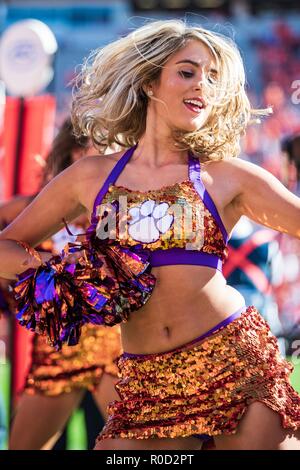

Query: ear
142 83 153 98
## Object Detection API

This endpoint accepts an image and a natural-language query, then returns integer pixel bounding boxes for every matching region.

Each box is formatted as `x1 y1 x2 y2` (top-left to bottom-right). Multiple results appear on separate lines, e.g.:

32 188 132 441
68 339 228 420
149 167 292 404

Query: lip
183 102 203 115
183 97 206 115
184 97 206 107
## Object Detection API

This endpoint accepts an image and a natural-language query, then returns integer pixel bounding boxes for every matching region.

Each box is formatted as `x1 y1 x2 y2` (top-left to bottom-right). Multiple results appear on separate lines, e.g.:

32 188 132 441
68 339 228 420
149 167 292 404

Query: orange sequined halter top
89 145 228 272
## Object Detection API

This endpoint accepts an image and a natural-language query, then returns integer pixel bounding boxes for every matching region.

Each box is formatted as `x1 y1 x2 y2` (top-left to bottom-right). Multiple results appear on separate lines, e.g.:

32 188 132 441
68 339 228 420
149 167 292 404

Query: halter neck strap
188 151 228 244
90 144 137 223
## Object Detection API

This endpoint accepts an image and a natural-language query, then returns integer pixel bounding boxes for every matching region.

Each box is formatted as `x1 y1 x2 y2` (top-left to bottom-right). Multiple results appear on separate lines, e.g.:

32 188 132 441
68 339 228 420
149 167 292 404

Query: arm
0 194 36 230
230 159 300 238
0 159 89 278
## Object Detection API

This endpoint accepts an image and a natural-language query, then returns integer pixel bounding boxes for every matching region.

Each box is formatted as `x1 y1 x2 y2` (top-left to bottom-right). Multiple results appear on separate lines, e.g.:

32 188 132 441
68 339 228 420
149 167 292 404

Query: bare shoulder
203 155 261 173
203 156 275 187
74 151 123 179
218 155 272 176
74 150 125 212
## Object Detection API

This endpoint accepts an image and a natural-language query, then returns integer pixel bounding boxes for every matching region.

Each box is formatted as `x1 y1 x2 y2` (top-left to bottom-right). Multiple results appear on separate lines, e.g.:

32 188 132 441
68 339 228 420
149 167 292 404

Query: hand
39 251 55 265
62 249 85 265
21 250 53 270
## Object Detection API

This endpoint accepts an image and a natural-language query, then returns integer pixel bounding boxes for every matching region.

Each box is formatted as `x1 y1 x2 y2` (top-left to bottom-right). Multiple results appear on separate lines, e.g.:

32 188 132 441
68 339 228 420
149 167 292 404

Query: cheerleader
0 119 121 449
1 21 300 450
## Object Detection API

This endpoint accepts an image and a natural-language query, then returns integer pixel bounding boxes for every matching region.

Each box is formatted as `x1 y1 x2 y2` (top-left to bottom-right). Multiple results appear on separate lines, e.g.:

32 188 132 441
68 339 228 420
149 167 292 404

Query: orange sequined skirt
24 324 121 396
97 306 300 441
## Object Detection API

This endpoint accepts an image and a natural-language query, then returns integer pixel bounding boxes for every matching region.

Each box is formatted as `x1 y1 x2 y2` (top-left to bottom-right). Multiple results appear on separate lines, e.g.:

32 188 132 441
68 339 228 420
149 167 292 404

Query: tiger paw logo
128 200 174 243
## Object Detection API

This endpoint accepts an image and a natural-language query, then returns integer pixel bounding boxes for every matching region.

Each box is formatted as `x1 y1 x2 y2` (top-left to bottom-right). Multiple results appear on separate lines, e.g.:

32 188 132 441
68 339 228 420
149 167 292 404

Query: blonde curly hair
71 19 268 161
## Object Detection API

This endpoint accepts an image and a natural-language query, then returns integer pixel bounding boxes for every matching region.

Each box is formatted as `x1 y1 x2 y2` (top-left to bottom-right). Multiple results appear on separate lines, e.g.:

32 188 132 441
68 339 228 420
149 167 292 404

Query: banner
1 94 56 405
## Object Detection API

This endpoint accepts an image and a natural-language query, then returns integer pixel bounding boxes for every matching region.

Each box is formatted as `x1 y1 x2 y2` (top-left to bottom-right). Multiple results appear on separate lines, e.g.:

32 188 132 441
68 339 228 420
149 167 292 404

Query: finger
40 253 54 263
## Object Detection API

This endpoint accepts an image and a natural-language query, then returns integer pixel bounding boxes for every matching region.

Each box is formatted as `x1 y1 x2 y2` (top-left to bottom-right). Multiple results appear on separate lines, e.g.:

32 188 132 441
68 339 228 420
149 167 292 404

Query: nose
192 69 204 91
193 82 202 92
192 80 202 93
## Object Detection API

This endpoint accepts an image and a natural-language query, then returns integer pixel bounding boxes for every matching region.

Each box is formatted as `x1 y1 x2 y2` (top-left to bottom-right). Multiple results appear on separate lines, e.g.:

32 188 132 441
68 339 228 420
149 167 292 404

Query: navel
163 326 171 338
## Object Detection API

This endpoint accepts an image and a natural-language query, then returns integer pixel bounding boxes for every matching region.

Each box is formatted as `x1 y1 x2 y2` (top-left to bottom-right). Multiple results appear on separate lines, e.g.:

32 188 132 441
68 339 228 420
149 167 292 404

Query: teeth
184 99 203 108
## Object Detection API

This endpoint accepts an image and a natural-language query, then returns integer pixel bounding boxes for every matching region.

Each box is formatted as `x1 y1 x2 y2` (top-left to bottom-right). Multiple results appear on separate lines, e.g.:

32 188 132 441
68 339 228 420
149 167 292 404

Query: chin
171 121 192 132
171 118 204 135
181 124 202 133
178 117 207 133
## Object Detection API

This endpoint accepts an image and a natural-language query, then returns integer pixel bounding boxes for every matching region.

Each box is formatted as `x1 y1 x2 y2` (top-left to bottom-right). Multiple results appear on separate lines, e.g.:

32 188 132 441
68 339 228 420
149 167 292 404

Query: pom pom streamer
13 236 156 350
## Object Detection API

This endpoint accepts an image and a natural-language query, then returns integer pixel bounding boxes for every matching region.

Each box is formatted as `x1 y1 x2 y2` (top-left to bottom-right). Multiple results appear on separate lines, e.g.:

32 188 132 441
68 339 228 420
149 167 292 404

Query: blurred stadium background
0 0 300 450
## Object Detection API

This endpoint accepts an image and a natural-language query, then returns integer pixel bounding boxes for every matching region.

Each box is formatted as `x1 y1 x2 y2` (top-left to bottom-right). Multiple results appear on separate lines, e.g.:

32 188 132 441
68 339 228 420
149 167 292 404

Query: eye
179 70 194 79
207 71 218 84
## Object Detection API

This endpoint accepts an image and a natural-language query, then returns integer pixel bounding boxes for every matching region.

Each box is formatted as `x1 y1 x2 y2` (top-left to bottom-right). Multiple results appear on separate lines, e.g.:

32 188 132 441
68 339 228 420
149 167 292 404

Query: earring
147 90 153 97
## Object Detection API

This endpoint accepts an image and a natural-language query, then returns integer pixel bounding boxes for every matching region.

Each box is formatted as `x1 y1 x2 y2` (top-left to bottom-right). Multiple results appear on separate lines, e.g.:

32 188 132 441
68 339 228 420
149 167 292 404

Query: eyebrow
175 59 217 73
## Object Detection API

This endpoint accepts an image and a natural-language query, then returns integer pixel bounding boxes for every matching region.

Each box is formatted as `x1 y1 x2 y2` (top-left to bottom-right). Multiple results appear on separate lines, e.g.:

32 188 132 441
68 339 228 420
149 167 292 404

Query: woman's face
149 39 217 134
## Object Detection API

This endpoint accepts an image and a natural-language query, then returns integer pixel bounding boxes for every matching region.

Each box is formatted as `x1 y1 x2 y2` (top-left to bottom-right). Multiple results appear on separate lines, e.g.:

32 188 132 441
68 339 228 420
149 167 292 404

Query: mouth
183 98 205 115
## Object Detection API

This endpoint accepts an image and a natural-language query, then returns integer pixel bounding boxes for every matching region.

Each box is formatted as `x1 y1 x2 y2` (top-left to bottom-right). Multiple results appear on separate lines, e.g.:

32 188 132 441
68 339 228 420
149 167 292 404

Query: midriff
121 264 245 354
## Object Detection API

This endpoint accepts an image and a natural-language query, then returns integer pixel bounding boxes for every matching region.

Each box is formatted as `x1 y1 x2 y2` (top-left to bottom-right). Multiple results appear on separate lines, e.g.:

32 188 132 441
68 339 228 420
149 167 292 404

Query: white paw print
128 200 174 243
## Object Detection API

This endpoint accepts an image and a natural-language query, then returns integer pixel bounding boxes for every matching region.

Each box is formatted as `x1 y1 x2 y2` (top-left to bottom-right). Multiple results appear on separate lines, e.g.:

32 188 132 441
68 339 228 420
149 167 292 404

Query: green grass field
66 408 87 450
0 362 10 450
288 356 300 393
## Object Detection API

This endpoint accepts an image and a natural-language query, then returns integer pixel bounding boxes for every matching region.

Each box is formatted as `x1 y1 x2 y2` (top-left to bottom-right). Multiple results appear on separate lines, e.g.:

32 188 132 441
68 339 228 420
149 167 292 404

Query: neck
133 113 187 168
